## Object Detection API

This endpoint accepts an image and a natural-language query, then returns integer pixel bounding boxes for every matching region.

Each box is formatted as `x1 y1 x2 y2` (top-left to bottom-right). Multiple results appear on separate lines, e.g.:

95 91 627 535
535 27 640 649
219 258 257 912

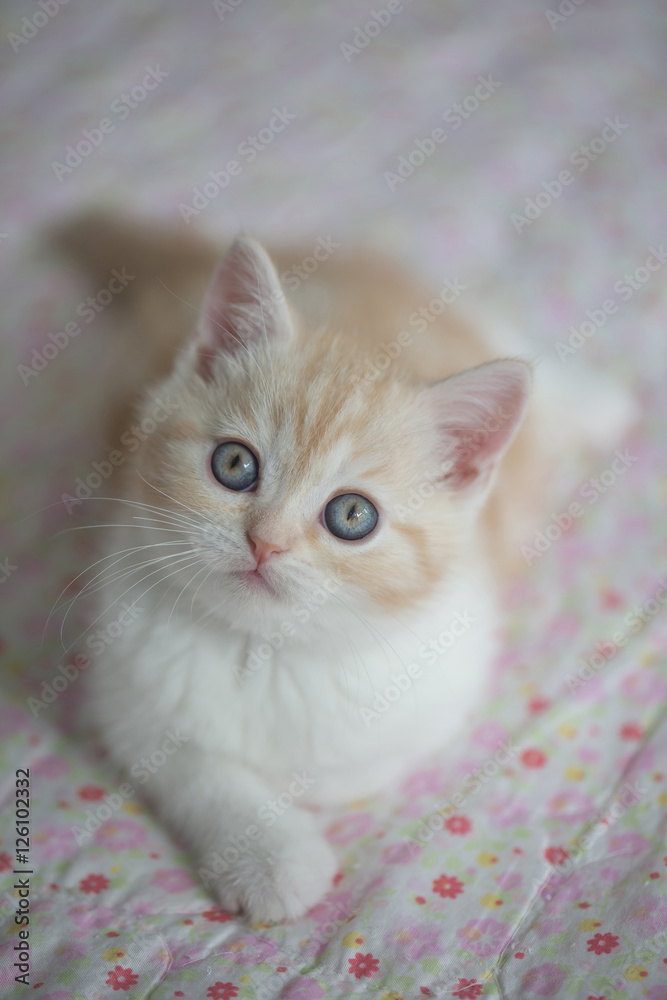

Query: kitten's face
134 341 463 632
124 237 529 633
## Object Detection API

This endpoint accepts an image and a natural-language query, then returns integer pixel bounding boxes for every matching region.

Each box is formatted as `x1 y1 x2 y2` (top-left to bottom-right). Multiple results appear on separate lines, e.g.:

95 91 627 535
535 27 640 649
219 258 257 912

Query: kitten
55 215 633 923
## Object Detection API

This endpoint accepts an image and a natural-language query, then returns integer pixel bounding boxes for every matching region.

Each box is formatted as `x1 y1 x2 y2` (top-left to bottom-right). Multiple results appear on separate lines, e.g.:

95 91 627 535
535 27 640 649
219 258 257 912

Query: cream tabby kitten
57 215 633 923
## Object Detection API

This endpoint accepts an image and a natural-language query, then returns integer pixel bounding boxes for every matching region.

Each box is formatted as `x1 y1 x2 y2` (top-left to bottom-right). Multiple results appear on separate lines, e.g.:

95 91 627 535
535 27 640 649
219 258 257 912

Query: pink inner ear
195 236 291 380
431 360 531 493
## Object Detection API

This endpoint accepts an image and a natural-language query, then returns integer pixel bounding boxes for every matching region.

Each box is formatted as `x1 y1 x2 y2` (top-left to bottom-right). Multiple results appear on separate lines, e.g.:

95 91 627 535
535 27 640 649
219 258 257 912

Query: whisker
59 547 197 612
136 470 210 523
60 551 199 655
166 561 211 627
57 549 198 651
189 566 216 619
45 539 188 637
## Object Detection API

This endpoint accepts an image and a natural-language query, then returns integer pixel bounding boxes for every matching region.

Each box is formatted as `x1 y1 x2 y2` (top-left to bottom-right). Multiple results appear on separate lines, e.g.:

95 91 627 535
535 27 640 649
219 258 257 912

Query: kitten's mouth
238 568 277 596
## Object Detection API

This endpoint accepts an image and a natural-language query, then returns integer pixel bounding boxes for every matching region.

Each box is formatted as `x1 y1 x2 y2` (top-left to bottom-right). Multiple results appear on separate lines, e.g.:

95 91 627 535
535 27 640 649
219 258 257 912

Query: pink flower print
547 788 595 824
326 813 374 844
223 936 278 966
151 868 196 892
406 925 441 960
0 706 28 736
548 612 579 641
382 841 415 864
457 917 512 958
32 754 69 779
472 721 509 750
521 963 567 996
34 825 78 862
68 904 116 930
486 795 530 828
308 891 352 928
626 893 667 935
496 872 522 891
281 980 325 1000
608 832 651 857
401 768 443 797
94 818 147 850
645 987 667 1000
621 668 667 704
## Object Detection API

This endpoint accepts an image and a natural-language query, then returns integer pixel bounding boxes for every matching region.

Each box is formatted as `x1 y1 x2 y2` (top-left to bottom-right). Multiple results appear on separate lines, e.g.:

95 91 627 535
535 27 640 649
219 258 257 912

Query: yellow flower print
480 893 503 909
623 965 648 982
476 851 499 866
102 947 126 961
342 930 364 947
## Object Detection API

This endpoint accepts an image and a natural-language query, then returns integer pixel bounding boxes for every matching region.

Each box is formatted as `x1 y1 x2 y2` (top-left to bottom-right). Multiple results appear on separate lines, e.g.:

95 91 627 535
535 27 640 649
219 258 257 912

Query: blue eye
211 441 259 491
324 493 378 540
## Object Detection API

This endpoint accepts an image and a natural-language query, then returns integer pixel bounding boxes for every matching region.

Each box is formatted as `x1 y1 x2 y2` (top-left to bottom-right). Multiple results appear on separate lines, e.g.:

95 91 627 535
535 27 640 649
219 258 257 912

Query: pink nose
247 534 286 567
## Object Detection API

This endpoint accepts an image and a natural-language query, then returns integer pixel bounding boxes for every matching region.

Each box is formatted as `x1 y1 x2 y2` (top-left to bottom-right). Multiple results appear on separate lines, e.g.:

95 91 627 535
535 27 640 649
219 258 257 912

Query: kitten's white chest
90 566 497 807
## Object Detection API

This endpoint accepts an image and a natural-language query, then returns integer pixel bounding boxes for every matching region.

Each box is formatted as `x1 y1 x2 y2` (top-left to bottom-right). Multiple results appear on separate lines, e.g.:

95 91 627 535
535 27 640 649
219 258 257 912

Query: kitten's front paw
211 810 337 924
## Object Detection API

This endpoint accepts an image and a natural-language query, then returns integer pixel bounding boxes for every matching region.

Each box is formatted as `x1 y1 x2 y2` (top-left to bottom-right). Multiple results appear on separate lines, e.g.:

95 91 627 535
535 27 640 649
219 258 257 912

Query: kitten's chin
196 567 294 630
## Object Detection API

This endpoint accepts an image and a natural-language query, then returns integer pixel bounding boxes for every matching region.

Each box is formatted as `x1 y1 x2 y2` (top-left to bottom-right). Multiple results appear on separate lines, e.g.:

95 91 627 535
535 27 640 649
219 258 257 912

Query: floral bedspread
1 0 666 997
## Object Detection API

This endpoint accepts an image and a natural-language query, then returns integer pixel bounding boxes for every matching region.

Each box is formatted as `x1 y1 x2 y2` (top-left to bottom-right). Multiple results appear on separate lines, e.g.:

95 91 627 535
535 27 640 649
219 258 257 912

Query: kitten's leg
142 746 337 923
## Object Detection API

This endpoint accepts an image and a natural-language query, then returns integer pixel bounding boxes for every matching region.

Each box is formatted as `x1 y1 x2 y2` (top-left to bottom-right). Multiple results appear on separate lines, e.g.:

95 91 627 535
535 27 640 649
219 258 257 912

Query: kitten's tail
49 210 220 442
50 208 218 348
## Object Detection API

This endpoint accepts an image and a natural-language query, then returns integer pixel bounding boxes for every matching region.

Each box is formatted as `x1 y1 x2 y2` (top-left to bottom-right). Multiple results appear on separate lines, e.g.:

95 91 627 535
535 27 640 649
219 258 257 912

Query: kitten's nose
247 533 286 567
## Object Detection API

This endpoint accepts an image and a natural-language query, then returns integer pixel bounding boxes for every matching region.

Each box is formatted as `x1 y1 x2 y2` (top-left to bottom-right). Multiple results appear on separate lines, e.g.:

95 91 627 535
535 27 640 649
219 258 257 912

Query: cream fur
54 214 633 922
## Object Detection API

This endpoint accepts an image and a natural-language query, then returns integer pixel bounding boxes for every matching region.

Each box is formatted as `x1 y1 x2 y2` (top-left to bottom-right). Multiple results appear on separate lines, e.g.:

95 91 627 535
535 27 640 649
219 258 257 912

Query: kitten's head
129 237 530 632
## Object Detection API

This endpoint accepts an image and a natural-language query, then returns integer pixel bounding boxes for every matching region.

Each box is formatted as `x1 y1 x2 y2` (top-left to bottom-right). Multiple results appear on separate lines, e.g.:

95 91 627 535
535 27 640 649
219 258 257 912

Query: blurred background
4 0 667 690
2 1 667 995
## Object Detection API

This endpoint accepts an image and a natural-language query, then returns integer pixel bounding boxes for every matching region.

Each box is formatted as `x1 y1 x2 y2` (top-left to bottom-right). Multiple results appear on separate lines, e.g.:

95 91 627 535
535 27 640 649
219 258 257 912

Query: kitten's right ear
194 236 293 379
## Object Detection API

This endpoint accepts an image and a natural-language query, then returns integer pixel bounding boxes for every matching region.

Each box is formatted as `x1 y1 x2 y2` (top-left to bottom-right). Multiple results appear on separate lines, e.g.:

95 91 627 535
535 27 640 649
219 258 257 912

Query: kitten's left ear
425 359 531 502
195 236 293 378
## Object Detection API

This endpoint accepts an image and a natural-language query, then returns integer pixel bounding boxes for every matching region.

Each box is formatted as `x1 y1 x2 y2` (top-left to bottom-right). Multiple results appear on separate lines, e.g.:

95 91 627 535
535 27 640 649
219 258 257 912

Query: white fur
85 238 612 923
89 529 496 921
